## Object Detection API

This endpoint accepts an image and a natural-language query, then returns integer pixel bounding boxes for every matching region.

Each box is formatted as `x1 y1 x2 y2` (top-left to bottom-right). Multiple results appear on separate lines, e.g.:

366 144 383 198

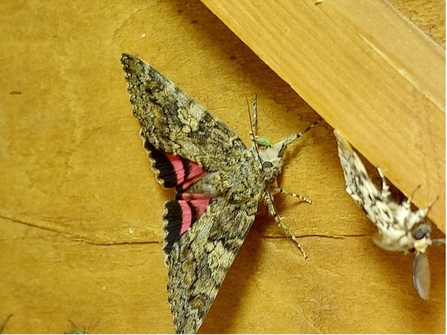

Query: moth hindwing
121 53 318 333
334 129 445 300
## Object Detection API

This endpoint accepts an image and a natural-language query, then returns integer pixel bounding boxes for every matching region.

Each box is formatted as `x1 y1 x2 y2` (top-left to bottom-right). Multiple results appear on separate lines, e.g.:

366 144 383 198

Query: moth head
257 141 284 182
409 223 432 253
389 200 436 253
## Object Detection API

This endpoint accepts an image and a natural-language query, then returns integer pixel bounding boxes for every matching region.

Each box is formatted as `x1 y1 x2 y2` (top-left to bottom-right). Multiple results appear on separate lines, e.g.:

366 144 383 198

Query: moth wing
413 251 430 300
334 130 396 227
143 140 208 190
121 53 247 172
164 196 258 334
334 130 375 205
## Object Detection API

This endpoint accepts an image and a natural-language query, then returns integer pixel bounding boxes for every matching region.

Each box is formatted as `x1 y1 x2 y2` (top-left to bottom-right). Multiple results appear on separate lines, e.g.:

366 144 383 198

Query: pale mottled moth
334 129 445 300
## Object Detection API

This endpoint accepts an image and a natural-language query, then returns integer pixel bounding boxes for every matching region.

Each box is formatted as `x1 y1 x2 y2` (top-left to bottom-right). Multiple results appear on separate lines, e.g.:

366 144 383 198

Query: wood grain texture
389 0 446 47
0 0 444 333
200 0 446 232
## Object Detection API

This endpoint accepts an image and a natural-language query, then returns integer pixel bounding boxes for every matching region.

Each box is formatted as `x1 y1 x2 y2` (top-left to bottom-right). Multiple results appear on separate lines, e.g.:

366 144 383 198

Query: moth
334 129 445 300
121 53 319 333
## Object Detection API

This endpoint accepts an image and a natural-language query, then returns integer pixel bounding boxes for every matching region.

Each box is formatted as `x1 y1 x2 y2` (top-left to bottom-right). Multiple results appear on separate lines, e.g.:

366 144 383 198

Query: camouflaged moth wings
334 129 445 300
121 53 319 333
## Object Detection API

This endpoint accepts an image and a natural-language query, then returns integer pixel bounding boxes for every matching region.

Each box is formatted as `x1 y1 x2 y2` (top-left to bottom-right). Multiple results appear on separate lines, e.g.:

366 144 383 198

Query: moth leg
277 118 321 157
377 167 391 199
264 190 307 258
270 186 312 204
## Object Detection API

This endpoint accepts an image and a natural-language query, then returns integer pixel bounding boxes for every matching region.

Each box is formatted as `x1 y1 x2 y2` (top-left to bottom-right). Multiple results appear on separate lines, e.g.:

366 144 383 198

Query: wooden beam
200 0 446 232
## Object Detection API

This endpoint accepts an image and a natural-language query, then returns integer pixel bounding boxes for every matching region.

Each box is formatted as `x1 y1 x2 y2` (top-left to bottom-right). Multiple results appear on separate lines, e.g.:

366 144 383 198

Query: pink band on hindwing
145 140 208 189
178 201 193 234
147 141 215 251
178 199 211 234
163 198 212 254
166 153 186 185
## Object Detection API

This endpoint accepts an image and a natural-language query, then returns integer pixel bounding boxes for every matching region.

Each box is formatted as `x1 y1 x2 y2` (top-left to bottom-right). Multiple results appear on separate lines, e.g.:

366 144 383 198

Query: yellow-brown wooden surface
0 0 445 333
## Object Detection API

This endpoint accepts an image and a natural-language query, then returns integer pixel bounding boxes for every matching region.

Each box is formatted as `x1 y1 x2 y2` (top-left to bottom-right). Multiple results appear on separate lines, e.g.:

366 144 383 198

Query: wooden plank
200 0 446 232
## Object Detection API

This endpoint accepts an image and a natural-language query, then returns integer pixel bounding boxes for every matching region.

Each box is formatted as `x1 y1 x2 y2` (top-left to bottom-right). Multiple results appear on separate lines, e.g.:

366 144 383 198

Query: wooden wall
0 0 444 333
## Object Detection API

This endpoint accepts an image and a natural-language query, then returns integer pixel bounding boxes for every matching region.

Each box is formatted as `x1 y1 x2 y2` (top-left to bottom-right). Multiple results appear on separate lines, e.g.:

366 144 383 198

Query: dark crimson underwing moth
121 53 319 333
334 130 445 300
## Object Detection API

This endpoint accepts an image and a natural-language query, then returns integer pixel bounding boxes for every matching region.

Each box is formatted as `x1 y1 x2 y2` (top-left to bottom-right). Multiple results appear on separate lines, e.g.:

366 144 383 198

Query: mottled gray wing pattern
334 130 395 229
121 53 247 172
165 196 258 334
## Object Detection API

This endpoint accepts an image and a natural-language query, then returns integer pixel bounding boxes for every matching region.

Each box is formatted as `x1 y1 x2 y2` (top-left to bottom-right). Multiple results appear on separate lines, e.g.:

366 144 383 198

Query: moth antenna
264 191 308 258
407 184 422 205
247 94 263 169
277 118 321 157
271 186 312 204
406 185 438 216
423 196 438 215
251 93 258 133
246 94 258 138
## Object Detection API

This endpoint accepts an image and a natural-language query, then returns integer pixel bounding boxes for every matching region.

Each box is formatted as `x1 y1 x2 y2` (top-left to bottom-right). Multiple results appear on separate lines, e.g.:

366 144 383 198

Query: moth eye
413 229 426 240
262 161 273 169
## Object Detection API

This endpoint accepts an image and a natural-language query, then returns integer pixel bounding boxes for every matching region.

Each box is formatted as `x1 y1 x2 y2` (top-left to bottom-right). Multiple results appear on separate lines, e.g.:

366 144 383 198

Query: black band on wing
163 200 200 254
145 140 178 188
